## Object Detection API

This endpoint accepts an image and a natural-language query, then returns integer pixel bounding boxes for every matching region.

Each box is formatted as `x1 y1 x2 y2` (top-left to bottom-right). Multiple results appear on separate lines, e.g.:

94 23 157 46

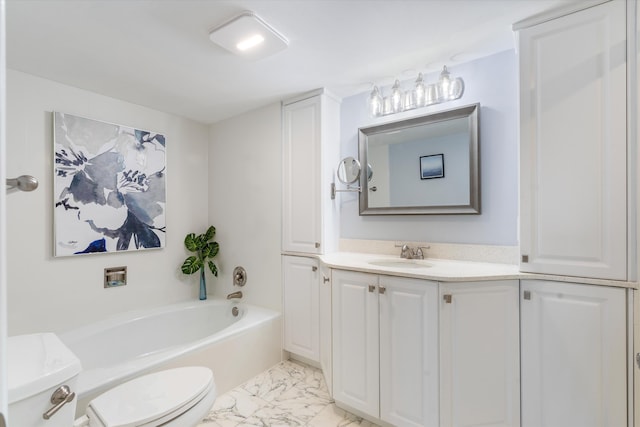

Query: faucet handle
414 246 430 260
400 244 411 259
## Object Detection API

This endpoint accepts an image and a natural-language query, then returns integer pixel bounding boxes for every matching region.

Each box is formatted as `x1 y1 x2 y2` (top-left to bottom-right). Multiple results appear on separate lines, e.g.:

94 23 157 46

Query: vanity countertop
317 252 638 289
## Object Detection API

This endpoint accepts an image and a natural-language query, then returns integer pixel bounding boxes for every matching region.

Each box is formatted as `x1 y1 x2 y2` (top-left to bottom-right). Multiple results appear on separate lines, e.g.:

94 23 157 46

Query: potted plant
181 226 219 300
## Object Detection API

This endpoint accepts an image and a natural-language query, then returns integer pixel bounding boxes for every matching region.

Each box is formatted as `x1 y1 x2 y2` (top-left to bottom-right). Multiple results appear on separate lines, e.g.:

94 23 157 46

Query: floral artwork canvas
53 112 166 256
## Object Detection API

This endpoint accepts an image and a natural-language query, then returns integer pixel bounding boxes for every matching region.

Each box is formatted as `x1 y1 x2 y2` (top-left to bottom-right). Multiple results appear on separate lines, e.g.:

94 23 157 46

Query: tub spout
227 291 243 300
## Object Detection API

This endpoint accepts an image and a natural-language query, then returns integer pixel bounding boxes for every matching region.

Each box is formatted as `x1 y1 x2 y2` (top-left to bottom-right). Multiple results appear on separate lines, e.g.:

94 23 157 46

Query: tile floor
198 359 381 427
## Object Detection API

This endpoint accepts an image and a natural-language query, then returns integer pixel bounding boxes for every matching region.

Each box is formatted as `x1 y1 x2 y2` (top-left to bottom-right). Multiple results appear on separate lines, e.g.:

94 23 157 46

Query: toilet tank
8 333 81 427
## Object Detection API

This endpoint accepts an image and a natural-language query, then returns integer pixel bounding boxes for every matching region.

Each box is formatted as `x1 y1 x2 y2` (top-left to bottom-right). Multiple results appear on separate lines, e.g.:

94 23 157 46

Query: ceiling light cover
209 11 288 60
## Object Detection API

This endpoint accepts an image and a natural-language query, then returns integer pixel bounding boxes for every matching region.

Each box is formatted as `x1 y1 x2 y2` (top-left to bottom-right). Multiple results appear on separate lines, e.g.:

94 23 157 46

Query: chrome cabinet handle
43 385 75 420
323 276 330 283
368 285 376 293
379 285 386 295
312 266 318 272
443 294 452 304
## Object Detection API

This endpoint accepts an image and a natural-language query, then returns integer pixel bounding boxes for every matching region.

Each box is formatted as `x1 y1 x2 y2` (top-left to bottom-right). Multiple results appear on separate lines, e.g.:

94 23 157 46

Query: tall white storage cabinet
281 90 340 365
439 281 520 427
282 90 340 255
517 0 628 280
520 280 627 427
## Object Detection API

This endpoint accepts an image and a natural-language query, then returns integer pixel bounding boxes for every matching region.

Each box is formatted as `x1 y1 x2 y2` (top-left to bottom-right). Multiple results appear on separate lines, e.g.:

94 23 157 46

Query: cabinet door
332 270 379 417
518 0 627 280
282 96 322 254
282 255 319 361
319 265 332 395
440 281 520 427
521 280 627 427
379 276 439 427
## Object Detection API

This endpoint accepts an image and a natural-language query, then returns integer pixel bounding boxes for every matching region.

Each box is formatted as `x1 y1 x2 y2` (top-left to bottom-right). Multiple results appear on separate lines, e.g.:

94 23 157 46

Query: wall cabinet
282 90 340 255
520 280 627 427
282 255 320 362
440 281 520 427
517 0 628 280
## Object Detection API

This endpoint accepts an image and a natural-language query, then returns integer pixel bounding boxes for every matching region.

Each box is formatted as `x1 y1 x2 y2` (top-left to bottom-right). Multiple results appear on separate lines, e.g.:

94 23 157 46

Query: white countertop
316 252 637 289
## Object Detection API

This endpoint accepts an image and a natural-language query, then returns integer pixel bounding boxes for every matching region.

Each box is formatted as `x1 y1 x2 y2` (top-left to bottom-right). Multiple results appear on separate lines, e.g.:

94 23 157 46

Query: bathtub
59 299 282 415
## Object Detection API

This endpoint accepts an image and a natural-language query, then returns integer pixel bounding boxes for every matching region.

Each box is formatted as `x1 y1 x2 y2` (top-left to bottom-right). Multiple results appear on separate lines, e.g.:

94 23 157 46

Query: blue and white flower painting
54 112 166 257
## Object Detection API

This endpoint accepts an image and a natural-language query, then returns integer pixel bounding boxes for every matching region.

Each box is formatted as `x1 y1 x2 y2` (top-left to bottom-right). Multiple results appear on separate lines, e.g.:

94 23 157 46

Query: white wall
0 0 8 420
6 70 210 335
339 50 519 246
208 103 282 311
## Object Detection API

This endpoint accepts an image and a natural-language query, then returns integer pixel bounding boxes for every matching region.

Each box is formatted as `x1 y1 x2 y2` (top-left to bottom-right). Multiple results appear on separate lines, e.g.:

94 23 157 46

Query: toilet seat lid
88 367 214 427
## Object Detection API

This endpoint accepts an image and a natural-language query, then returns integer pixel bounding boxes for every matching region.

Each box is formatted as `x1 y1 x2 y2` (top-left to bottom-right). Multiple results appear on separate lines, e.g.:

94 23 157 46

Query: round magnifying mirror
337 157 361 185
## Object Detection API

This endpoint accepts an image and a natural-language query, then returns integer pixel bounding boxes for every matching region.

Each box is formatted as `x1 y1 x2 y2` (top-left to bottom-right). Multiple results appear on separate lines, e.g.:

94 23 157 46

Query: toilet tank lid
8 333 82 404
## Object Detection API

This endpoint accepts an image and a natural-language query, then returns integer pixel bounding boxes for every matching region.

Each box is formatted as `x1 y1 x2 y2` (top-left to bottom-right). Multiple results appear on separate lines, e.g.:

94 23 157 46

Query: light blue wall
388 132 469 206
339 50 518 246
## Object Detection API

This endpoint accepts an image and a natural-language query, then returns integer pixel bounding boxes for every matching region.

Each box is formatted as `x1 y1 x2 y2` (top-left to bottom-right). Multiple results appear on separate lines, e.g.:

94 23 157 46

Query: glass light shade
414 72 426 107
436 66 451 102
449 77 465 100
425 83 437 106
404 90 416 111
383 96 393 115
367 86 383 117
390 80 404 113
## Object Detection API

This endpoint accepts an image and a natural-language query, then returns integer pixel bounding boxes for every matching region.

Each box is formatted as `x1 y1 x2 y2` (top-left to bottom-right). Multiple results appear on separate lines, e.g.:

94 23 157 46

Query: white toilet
8 333 217 427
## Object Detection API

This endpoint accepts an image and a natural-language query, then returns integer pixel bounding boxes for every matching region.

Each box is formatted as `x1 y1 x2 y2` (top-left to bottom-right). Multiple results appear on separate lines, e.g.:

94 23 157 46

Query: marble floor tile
307 404 382 427
199 388 266 426
198 359 375 427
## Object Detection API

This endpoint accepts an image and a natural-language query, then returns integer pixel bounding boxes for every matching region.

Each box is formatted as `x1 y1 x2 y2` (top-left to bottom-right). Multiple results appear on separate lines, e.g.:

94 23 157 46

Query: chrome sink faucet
400 244 429 260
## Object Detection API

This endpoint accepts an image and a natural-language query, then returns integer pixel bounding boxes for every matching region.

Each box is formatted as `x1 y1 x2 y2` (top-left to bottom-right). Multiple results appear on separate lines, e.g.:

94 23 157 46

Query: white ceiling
7 0 580 124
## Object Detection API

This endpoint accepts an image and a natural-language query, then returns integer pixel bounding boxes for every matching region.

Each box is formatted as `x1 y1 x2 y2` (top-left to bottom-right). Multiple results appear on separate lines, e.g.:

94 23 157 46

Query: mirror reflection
337 156 361 185
358 103 480 215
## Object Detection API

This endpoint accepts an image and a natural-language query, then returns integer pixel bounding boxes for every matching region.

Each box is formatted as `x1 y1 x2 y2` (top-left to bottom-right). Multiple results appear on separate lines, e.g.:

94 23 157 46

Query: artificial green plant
181 225 219 277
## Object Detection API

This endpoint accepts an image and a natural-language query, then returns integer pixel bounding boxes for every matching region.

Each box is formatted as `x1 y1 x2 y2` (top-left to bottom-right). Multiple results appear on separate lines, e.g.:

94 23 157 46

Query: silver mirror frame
358 103 480 215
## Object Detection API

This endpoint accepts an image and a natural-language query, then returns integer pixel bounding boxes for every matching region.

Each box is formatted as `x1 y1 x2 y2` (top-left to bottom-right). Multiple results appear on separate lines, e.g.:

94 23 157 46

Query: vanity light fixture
209 11 289 60
368 66 464 117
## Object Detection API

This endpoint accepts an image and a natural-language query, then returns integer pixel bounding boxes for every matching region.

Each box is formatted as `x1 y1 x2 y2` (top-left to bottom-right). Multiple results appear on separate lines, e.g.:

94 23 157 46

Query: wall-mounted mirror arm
330 182 361 200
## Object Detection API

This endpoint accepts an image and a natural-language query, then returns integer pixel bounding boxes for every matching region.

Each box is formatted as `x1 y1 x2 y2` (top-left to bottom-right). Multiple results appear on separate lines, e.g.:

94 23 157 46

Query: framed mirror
358 103 480 215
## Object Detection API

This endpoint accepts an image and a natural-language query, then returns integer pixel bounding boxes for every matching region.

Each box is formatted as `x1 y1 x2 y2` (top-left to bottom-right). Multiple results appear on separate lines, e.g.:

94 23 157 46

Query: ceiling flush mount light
367 65 464 117
209 11 288 60
236 34 265 51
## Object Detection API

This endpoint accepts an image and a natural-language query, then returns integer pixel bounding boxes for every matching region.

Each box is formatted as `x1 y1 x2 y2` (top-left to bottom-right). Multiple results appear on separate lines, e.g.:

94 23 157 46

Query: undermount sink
368 259 432 269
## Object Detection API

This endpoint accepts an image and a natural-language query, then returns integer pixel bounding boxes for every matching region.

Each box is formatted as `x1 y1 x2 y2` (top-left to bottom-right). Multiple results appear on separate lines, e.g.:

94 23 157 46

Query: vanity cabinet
439 281 520 427
516 0 628 280
282 255 320 362
520 280 627 427
319 263 332 394
282 90 340 255
332 270 519 427
332 270 439 427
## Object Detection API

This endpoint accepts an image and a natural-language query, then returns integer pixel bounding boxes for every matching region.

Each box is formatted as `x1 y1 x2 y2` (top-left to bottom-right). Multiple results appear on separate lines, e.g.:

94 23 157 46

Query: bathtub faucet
227 291 243 300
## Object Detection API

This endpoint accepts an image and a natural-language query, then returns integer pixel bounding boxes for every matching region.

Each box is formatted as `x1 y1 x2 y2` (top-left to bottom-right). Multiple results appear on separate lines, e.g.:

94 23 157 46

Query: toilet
8 333 217 427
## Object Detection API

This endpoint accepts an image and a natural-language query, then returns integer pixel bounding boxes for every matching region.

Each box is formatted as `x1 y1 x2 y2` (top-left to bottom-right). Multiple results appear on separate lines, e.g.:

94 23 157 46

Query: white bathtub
59 299 282 414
